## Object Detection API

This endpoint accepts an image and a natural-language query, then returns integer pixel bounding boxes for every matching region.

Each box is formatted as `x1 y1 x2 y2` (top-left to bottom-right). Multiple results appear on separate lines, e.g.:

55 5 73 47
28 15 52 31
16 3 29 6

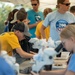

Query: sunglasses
62 3 70 6
31 4 37 6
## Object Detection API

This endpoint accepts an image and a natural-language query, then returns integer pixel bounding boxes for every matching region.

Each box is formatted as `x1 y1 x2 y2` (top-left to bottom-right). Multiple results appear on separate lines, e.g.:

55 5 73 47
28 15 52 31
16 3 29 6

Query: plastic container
14 63 19 75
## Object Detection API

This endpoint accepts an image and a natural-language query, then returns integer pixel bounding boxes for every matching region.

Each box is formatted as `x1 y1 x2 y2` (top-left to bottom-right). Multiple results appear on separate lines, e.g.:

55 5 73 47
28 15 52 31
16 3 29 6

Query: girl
60 24 75 75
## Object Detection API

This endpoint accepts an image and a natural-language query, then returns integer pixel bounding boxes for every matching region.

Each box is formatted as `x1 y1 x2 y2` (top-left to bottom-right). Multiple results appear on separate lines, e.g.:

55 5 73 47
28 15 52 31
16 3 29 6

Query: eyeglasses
31 4 37 6
62 3 70 6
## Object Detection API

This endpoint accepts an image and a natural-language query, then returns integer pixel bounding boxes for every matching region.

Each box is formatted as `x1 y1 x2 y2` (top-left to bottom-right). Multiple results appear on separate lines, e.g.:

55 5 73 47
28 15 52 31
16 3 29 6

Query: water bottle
14 63 19 75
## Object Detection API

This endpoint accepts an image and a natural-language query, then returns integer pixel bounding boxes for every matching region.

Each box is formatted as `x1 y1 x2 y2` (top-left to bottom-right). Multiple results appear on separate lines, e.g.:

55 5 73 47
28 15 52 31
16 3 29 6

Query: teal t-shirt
27 10 44 38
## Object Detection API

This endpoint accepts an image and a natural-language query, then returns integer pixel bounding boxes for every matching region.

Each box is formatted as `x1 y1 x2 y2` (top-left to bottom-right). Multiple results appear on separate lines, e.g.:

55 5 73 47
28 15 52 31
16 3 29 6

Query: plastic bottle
14 63 19 75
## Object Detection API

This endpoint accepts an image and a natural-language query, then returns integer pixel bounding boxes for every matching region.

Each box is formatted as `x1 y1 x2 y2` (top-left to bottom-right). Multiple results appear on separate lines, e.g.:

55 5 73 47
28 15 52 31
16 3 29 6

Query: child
60 24 75 75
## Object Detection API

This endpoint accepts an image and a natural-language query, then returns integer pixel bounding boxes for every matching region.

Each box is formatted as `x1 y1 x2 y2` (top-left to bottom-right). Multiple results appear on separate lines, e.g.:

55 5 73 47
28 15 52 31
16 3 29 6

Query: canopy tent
0 0 75 9
0 0 30 5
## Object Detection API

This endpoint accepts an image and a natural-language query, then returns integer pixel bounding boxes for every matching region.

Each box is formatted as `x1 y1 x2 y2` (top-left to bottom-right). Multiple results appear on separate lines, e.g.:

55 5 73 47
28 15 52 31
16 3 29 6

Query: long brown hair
43 8 52 18
70 6 75 13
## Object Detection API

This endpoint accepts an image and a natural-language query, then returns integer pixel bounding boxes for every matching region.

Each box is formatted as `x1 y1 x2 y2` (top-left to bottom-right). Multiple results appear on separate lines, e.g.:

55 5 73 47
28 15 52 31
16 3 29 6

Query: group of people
0 0 75 75
31 0 75 75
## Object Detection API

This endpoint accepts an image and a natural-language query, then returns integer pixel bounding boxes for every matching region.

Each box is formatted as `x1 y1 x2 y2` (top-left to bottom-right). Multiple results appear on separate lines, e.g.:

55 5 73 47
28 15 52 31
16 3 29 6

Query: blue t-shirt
68 54 75 72
43 10 75 41
27 9 44 38
0 57 15 75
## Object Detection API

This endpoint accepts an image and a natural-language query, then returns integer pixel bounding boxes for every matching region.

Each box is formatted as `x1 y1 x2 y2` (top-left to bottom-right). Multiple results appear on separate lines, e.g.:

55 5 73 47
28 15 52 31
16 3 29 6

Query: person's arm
35 22 42 39
65 70 75 75
28 21 40 29
16 48 34 58
40 69 66 75
40 25 46 39
36 35 41 39
31 69 66 75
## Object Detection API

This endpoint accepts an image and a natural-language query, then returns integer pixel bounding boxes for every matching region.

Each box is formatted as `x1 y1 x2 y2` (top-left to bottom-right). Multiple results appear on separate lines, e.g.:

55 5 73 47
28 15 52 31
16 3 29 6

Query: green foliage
0 2 32 34
0 2 13 34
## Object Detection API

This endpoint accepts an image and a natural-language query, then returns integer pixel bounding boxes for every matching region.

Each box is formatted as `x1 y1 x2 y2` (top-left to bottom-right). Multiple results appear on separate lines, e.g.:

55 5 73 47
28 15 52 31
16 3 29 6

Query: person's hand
30 51 37 55
23 18 30 25
31 71 39 75
35 21 41 26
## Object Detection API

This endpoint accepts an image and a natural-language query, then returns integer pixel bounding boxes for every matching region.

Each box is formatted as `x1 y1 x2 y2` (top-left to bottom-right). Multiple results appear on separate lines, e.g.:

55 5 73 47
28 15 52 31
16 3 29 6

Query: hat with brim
13 22 31 37
13 22 25 32
11 11 18 23
24 25 32 37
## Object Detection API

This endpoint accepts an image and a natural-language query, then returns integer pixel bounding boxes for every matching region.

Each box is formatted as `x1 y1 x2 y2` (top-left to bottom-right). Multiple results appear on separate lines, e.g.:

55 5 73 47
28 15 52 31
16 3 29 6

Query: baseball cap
13 22 31 37
11 8 27 23
24 23 32 37
11 11 18 23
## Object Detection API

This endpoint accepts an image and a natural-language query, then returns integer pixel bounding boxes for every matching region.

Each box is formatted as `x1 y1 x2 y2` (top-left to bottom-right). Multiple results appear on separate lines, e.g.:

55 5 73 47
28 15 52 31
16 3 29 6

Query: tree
0 2 13 33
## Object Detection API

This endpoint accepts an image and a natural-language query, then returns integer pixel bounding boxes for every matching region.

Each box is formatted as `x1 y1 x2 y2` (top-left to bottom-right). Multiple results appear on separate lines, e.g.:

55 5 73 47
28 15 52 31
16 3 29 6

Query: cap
13 22 24 32
24 24 32 37
13 22 31 37
11 8 27 23
11 11 18 23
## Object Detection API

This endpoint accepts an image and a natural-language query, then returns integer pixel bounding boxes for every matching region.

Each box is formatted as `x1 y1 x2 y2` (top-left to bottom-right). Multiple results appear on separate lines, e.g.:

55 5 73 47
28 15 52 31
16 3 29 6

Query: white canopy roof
0 0 75 9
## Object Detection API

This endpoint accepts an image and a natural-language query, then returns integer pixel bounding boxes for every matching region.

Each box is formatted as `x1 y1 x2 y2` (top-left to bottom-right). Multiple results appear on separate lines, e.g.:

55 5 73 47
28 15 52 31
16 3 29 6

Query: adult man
0 22 34 60
41 0 75 41
27 0 44 38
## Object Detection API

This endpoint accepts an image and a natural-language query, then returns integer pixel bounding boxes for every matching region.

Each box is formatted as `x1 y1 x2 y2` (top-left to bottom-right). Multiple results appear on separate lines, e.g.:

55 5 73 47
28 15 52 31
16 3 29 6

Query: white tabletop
19 58 67 75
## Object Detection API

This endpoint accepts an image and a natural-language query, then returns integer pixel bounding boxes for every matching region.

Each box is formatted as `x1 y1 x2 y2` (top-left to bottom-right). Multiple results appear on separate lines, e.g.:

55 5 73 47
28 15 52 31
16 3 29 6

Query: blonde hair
60 25 75 39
